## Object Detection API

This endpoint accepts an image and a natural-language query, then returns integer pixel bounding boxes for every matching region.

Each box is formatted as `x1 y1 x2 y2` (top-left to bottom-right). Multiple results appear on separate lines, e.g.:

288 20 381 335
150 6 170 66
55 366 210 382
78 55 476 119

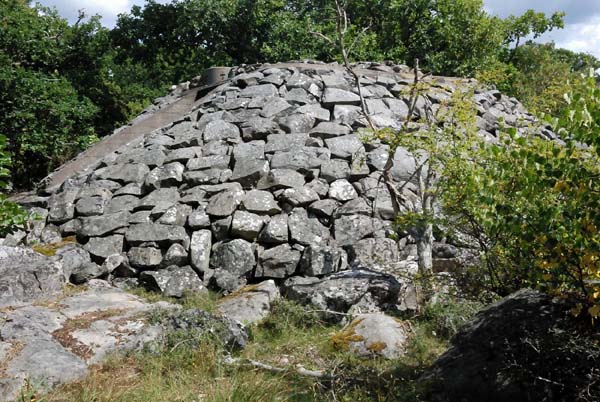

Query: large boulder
423 289 600 402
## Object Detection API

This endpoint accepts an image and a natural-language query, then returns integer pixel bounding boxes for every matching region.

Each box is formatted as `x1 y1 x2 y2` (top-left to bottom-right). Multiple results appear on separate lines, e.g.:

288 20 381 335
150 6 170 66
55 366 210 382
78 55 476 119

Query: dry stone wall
12 62 556 295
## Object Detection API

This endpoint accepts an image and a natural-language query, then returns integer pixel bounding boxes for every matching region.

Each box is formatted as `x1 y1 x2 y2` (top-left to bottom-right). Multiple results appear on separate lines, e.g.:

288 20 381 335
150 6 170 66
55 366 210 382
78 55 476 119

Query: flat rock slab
216 280 280 325
0 282 173 401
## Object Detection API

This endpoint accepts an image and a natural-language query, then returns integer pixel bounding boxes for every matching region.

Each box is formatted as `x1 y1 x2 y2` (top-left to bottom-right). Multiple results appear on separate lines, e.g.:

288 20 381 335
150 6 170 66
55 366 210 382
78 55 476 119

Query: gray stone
328 179 358 201
367 145 389 171
270 147 329 174
308 199 340 219
93 163 150 184
241 190 281 215
341 313 410 359
183 168 230 185
0 246 65 307
310 122 351 139
202 140 230 156
333 215 375 246
230 158 269 187
78 211 130 237
260 98 293 117
141 265 204 298
257 244 301 278
334 197 371 217
211 217 232 241
105 195 139 213
305 178 329 197
136 188 180 210
47 189 78 223
55 244 90 279
282 268 401 320
202 120 241 142
115 148 166 168
350 148 370 179
179 186 207 206
333 104 364 125
210 239 255 277
164 146 202 163
322 88 361 106
206 188 245 217
320 159 351 182
257 169 305 190
346 238 399 270
186 154 231 171
217 280 280 324
187 208 211 229
190 230 211 272
233 141 265 161
70 262 107 284
296 103 330 122
258 213 288 244
40 225 62 244
162 243 189 267
102 254 127 274
209 268 247 293
129 210 152 224
278 114 315 133
231 210 265 241
127 247 163 268
325 135 363 160
125 224 189 247
161 308 247 349
240 84 278 98
240 117 279 141
298 245 347 276
264 133 308 154
83 235 124 259
288 208 330 246
281 187 320 207
157 204 192 226
75 189 112 216
59 219 82 236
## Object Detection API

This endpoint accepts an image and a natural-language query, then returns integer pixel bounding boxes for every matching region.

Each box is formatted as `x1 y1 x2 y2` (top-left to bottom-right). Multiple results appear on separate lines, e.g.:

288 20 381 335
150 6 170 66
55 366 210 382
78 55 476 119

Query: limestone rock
217 280 281 324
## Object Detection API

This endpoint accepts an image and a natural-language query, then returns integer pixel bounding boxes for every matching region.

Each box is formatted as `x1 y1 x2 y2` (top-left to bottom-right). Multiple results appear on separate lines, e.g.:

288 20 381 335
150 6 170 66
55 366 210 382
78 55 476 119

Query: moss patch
32 235 77 256
330 318 365 351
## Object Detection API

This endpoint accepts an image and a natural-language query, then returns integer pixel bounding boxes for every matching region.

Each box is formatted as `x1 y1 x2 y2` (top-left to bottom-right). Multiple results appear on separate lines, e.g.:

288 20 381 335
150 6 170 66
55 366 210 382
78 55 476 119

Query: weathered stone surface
308 199 340 219
261 97 293 117
231 210 265 241
125 223 189 247
310 122 351 139
320 159 351 182
78 211 130 237
40 225 62 244
211 216 232 241
241 190 281 215
83 235 124 259
141 265 204 298
241 117 279 140
288 208 330 246
115 148 166 167
164 146 202 163
217 280 281 324
257 169 305 190
282 268 401 320
47 189 78 223
347 238 399 270
187 208 211 229
202 120 241 142
157 203 192 226
333 215 375 246
127 247 163 269
324 135 363 159
190 230 211 272
296 103 330 121
281 186 320 207
93 163 149 184
69 260 106 283
0 247 65 307
233 141 265 161
240 83 278 98
334 197 371 217
162 243 189 267
144 162 184 189
257 244 301 278
185 155 231 170
264 133 308 154
161 308 247 349
211 239 255 277
206 188 245 217
258 213 289 244
183 168 230 185
136 188 180 210
270 147 329 173
75 189 112 216
322 88 361 106
298 244 347 276
328 179 358 201
278 114 315 133
105 195 139 213
230 158 269 187
339 314 410 359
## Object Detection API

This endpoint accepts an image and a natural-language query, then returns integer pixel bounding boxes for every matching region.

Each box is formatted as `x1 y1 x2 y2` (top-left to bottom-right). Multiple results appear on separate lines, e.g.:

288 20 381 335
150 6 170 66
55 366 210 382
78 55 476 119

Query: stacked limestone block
21 62 555 294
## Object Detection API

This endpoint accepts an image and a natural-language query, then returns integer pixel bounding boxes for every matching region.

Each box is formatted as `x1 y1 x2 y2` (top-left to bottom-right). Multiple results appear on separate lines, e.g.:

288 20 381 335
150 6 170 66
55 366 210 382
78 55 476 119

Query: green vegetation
30 298 461 402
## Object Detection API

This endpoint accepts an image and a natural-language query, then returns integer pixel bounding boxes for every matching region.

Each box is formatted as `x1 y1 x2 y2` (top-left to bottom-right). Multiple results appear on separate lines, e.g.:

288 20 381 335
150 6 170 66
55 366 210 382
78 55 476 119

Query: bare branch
309 31 335 45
